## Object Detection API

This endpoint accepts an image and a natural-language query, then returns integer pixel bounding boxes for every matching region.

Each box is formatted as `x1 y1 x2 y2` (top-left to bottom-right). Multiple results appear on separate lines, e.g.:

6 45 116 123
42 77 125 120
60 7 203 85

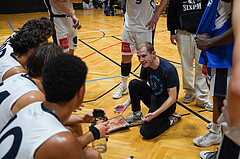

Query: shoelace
197 131 212 142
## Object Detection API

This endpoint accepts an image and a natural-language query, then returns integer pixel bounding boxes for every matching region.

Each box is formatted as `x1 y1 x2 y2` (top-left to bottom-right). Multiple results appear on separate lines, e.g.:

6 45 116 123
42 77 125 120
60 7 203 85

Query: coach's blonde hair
136 41 154 54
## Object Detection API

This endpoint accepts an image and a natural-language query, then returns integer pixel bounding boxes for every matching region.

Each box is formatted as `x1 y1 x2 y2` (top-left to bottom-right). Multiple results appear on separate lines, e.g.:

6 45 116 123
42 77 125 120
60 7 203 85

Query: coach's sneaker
203 101 213 111
193 131 222 147
112 84 128 99
183 92 195 103
125 111 143 124
200 150 218 159
169 112 181 126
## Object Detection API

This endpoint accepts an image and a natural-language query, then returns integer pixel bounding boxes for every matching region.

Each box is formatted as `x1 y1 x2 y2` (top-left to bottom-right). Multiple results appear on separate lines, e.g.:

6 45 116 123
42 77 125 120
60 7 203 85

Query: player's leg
193 68 231 147
53 17 70 53
68 17 78 55
112 30 135 99
113 31 153 99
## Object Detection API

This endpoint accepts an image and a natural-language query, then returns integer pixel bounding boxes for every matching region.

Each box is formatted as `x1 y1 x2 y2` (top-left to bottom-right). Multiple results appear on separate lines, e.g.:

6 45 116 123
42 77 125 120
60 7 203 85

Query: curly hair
10 27 47 56
42 54 88 105
22 17 55 38
26 42 64 78
37 17 55 38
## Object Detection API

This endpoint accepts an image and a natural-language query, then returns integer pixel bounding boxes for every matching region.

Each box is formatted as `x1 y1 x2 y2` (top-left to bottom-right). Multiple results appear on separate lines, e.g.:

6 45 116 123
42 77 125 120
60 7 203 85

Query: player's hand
95 121 110 138
170 35 177 45
142 113 155 122
146 13 160 30
114 104 128 115
82 112 93 123
72 15 82 30
195 33 210 50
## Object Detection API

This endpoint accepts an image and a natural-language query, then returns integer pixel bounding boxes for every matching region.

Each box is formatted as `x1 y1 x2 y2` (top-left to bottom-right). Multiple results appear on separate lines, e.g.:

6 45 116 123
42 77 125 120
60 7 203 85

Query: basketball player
0 42 95 140
0 27 47 83
193 0 234 151
0 42 63 131
112 0 169 99
200 0 240 158
44 0 82 54
0 54 109 159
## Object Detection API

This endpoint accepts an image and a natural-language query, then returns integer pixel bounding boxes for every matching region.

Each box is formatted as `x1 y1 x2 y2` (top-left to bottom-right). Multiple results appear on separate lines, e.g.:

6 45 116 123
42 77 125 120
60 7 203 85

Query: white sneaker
207 122 213 129
112 84 128 99
200 150 218 159
125 111 143 124
203 102 213 111
193 131 222 147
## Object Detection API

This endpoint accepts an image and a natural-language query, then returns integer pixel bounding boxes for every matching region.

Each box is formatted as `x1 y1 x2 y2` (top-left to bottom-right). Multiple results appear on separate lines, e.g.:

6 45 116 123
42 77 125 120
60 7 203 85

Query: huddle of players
0 18 109 159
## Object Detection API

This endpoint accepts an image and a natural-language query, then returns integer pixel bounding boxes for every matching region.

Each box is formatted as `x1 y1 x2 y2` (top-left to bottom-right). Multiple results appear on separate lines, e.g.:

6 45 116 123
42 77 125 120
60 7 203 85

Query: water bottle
92 109 108 153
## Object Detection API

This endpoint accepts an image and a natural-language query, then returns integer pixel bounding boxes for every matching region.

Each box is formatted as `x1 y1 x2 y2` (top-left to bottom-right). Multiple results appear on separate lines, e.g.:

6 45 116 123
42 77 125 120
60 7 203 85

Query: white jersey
215 0 232 29
0 102 69 159
123 0 156 32
0 32 21 82
44 0 75 16
0 73 39 131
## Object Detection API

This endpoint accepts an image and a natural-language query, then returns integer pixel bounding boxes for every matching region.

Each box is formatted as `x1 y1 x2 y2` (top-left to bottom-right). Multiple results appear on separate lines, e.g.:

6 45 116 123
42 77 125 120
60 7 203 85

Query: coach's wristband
89 125 100 140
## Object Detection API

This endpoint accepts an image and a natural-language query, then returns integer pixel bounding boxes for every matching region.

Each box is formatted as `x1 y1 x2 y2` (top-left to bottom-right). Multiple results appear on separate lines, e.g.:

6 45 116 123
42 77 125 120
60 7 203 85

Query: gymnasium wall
0 0 83 14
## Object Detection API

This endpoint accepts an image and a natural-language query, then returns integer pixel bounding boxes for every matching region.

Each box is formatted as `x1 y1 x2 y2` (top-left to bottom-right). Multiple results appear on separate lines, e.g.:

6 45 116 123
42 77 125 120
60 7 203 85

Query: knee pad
121 62 131 76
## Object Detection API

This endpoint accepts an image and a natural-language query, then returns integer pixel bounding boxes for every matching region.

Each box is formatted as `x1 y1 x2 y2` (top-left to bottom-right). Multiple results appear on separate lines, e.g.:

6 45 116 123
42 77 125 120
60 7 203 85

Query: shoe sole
183 100 193 104
205 107 213 112
128 120 143 126
194 141 221 147
183 98 195 103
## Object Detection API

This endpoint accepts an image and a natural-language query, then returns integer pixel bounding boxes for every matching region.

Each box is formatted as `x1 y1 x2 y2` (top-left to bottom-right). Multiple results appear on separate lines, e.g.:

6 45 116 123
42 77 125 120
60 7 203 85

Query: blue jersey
197 0 233 68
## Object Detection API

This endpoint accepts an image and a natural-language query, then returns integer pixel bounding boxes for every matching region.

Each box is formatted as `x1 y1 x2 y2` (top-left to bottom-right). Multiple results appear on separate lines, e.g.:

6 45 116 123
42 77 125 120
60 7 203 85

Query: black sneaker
200 150 217 159
169 112 181 126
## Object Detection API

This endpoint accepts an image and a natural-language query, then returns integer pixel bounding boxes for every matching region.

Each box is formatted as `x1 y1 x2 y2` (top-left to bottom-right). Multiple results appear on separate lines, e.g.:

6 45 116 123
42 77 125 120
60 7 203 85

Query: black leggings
129 79 175 139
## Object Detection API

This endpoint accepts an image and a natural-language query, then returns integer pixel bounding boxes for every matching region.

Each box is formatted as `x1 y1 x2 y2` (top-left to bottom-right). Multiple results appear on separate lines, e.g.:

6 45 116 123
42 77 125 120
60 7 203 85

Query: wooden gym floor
0 8 218 159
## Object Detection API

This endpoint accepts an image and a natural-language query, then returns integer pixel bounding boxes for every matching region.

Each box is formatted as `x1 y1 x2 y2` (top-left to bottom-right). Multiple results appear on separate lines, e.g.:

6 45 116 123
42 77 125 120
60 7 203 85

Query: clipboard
108 115 129 133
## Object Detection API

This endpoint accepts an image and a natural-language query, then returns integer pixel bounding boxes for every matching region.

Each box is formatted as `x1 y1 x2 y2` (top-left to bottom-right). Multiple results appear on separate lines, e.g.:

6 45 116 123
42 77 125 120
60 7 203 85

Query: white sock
210 122 221 134
120 76 129 88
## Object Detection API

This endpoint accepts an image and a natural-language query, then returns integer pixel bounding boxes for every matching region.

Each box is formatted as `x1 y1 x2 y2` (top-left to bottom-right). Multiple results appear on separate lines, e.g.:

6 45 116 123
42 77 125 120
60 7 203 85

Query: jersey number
0 83 10 105
0 48 6 58
0 126 23 159
136 0 142 4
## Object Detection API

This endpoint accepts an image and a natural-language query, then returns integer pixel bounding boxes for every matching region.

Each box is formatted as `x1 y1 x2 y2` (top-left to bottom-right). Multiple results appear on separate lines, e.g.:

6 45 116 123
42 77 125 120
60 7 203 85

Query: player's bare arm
146 0 168 30
34 132 83 159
